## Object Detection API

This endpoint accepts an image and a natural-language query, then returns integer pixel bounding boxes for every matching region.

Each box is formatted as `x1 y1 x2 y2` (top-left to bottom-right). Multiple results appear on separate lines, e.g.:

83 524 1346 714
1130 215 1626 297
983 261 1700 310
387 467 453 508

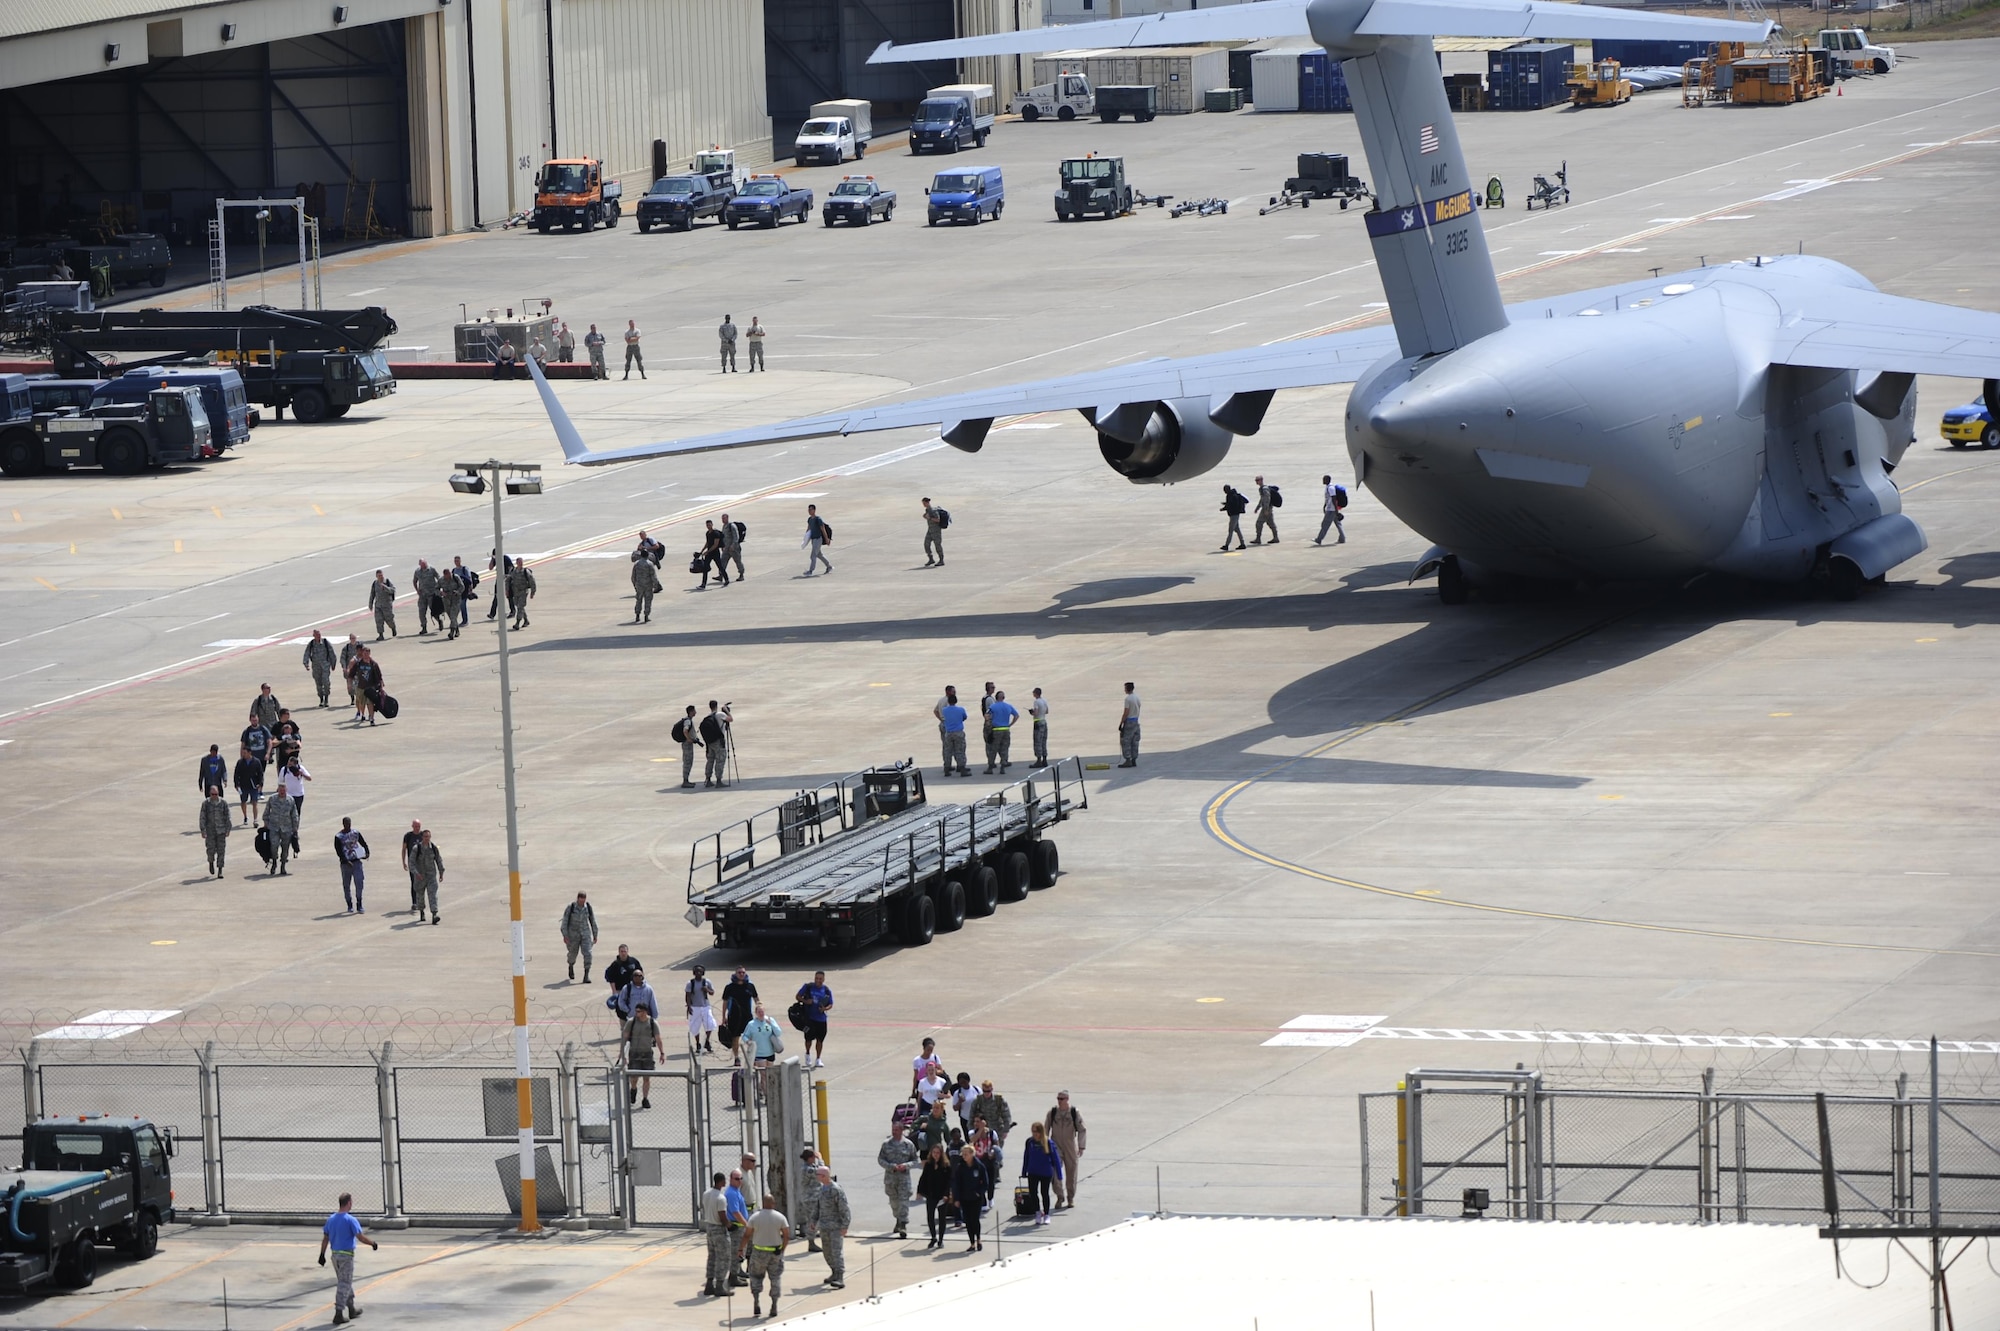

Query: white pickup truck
795 99 873 166
1816 28 1896 75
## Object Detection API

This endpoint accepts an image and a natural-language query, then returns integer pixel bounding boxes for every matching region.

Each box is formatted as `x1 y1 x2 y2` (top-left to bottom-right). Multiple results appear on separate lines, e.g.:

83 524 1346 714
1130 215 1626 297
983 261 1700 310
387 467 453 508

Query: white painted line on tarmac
760 491 826 499
1265 1017 2000 1054
565 551 625 559
163 611 231 634
204 638 278 648
1704 214 1755 221
831 440 945 476
1210 322 1248 334
0 662 56 685
37 1008 182 1040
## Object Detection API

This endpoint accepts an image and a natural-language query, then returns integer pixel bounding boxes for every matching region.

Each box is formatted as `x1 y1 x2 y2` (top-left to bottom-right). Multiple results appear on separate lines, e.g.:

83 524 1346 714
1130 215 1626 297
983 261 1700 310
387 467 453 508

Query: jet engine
1093 396 1238 485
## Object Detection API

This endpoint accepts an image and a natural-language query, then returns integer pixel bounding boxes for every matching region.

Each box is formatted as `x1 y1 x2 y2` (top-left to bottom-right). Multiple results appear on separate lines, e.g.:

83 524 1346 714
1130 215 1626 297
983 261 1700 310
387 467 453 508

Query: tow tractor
1055 155 1136 220
1568 58 1632 107
1011 71 1094 121
2 1115 175 1292
688 758 1087 950
1815 28 1896 75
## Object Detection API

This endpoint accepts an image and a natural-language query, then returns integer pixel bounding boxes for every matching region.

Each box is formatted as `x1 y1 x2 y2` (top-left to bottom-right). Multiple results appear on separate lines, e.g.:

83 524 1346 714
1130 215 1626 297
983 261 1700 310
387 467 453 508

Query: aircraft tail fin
870 0 1769 359
527 355 593 464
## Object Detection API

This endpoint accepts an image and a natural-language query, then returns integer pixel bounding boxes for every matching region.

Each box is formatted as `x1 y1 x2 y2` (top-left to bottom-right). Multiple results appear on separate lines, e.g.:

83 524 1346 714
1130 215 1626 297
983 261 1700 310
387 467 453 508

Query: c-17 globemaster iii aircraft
530 0 2000 602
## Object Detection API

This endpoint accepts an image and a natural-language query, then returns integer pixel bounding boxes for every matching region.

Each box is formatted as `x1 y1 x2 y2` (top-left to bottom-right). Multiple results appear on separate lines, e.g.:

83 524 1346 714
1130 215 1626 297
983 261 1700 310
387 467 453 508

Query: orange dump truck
532 157 623 232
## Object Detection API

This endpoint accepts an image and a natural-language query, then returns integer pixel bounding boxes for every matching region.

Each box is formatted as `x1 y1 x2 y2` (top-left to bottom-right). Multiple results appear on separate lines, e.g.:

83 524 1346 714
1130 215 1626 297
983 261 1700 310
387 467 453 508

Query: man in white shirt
1315 473 1347 545
1117 681 1141 768
1030 688 1050 767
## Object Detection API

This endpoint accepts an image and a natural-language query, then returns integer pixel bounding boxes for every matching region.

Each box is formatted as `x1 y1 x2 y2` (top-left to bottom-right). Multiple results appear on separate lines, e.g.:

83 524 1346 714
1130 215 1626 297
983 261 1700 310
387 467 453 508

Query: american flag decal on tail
1418 124 1440 154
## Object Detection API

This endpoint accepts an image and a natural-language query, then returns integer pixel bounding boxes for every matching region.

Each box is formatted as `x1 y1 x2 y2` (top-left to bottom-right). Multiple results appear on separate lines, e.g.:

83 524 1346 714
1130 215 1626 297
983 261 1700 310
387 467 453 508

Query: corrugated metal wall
952 0 1044 110
554 0 772 197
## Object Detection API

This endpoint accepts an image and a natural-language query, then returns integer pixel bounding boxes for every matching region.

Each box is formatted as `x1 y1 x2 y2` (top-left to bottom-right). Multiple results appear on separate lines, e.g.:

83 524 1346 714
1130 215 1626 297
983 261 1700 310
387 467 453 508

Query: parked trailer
687 758 1087 950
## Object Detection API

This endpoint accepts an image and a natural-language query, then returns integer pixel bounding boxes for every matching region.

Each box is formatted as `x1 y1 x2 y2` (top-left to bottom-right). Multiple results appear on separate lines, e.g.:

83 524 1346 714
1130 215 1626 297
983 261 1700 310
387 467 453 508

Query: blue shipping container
1298 50 1351 112
1487 42 1574 111
1589 38 1709 68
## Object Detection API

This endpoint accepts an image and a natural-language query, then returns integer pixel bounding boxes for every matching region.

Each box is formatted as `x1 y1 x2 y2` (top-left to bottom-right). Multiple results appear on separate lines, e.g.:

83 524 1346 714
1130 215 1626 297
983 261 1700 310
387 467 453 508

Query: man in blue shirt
794 970 833 1069
935 687 970 778
985 690 1020 774
316 1191 379 1324
724 1168 752 1286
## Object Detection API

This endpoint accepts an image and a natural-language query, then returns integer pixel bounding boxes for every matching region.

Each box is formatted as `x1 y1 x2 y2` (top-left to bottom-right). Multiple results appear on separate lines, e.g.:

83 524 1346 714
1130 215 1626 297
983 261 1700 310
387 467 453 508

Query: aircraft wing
532 327 1403 467
1770 283 2000 381
866 0 1766 63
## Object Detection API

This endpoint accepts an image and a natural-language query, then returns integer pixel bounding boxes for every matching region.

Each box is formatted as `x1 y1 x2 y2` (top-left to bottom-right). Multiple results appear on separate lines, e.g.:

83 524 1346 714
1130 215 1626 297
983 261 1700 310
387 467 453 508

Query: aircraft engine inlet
1095 397 1233 485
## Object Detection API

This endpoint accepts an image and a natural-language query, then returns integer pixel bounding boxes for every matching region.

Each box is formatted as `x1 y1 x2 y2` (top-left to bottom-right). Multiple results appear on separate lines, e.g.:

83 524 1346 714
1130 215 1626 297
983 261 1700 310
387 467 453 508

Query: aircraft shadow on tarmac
531 565 2000 792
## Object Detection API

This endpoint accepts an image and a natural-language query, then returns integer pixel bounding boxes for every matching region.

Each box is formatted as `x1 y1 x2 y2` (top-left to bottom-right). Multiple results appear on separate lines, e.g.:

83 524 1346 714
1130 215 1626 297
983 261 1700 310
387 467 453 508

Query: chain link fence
1360 1068 2000 1224
17 1036 822 1230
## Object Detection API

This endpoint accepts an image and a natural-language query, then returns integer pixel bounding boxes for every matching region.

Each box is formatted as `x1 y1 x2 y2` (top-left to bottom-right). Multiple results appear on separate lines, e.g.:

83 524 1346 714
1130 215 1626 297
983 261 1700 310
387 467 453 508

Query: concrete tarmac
3 41 1999 1329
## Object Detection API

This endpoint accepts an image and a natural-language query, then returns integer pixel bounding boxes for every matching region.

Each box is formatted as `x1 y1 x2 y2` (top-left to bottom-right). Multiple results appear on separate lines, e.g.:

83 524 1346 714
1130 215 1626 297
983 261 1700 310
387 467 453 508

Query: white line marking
997 423 1060 431
831 440 945 476
760 491 826 499
1704 214 1755 221
690 494 746 502
1209 322 1248 334
566 551 626 559
1538 250 1583 256
37 1009 182 1040
347 287 385 297
0 662 56 684
204 638 277 648
1369 1027 1998 1053
1262 1014 1387 1048
163 611 230 634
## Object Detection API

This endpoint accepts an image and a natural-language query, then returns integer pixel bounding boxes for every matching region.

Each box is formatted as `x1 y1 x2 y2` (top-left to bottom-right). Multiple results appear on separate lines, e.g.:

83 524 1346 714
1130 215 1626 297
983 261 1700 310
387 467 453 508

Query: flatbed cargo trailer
688 757 1088 950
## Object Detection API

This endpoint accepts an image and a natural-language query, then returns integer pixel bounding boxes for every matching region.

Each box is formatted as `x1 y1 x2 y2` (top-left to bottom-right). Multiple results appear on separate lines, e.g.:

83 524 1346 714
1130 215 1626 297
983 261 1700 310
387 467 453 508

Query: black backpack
936 508 951 529
734 520 747 542
1268 485 1283 508
819 520 833 545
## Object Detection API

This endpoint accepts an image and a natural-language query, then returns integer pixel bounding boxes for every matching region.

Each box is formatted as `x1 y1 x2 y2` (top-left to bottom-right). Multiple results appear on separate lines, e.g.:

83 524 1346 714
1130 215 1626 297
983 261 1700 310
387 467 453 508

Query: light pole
449 459 544 1233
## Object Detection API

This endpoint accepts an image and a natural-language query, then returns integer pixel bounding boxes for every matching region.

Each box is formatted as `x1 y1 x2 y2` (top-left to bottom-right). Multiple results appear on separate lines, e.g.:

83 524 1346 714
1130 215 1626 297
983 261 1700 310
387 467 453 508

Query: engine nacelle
1095 397 1233 485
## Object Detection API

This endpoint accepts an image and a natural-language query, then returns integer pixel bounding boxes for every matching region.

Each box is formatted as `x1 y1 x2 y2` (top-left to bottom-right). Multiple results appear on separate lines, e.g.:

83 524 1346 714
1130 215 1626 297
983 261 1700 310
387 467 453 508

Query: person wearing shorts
794 970 832 1069
624 1004 664 1109
686 965 719 1055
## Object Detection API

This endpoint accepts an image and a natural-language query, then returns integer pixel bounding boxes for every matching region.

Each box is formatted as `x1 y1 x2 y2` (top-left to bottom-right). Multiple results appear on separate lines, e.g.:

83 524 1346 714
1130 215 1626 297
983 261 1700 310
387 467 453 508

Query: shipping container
1589 38 1710 69
1298 50 1352 112
1251 48 1305 111
1487 42 1575 110
1229 48 1262 98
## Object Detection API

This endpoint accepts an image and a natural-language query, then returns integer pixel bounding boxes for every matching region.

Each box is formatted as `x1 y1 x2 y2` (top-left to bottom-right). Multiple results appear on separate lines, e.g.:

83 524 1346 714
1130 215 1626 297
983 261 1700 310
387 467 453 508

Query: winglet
527 356 593 464
867 39 893 64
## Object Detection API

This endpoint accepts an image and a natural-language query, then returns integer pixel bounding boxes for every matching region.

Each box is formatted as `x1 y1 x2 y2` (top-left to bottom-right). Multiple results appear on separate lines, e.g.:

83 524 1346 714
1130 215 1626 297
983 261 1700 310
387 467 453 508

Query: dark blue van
926 166 1005 226
25 378 108 414
96 367 252 451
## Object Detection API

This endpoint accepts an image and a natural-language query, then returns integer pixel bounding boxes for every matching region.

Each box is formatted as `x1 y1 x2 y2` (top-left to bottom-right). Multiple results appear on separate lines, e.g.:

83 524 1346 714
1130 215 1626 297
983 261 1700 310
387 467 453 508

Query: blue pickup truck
637 174 735 232
725 176 815 229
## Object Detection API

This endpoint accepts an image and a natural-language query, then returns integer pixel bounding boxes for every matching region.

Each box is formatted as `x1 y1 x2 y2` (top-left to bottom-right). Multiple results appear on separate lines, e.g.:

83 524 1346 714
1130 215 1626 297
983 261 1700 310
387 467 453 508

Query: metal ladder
206 219 226 310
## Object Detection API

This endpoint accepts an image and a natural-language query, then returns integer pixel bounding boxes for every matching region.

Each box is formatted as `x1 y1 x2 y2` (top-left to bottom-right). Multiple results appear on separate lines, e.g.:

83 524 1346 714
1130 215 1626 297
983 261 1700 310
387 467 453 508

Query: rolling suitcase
891 1099 920 1130
1013 1185 1035 1218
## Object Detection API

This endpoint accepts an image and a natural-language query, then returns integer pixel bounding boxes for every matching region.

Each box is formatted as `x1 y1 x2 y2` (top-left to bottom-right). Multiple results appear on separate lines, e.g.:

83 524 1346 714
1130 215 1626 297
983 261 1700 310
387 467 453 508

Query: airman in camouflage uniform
699 1172 733 1298
807 1166 850 1289
876 1123 918 1238
438 572 463 641
508 561 536 630
367 570 398 640
631 552 661 623
262 783 298 875
413 559 443 634
200 787 232 876
302 631 337 707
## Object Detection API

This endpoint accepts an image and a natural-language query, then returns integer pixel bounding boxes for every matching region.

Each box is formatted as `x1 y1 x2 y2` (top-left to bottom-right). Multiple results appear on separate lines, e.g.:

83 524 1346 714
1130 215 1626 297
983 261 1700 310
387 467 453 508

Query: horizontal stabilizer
867 0 1765 63
1358 0 1770 41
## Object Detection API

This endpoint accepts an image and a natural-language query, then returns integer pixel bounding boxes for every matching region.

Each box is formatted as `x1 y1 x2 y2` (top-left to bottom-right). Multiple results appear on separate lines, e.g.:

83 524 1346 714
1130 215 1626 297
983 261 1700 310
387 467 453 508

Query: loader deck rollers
687 757 1088 950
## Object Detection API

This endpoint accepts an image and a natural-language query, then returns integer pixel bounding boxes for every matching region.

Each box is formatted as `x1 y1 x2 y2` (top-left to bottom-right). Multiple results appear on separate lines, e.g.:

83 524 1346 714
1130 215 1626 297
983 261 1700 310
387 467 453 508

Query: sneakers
641 1097 652 1109
629 1088 638 1105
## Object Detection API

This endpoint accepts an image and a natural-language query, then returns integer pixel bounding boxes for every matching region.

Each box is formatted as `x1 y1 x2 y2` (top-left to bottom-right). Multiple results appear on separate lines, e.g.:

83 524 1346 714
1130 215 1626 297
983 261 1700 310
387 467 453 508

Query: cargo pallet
687 757 1088 950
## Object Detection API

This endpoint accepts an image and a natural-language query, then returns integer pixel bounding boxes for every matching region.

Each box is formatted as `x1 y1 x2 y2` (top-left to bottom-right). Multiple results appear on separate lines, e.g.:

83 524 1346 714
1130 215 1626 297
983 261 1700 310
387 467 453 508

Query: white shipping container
1253 47 1311 111
1031 46 1227 114
1032 50 1106 87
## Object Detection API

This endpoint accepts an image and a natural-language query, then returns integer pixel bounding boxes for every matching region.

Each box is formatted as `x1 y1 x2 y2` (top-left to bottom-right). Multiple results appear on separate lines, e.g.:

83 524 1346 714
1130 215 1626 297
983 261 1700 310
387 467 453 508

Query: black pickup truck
636 174 736 232
2 1116 176 1292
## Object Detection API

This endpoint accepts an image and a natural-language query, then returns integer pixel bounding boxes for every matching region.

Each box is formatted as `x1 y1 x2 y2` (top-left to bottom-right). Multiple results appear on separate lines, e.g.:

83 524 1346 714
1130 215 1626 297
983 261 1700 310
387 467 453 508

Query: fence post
557 1042 585 1228
616 1062 636 1228
1357 1094 1370 1216
1893 1070 1911 1226
21 1040 39 1125
1525 1071 1544 1220
1732 1096 1749 1223
193 1041 229 1225
373 1042 408 1227
1404 1075 1424 1215
1698 1067 1716 1223
1394 1080 1409 1216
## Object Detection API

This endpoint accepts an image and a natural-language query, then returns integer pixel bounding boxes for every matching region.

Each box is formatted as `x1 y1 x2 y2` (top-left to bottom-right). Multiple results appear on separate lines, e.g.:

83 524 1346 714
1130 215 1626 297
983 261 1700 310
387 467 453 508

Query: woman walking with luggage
1019 1121 1063 1226
917 1143 953 1250
950 1144 987 1253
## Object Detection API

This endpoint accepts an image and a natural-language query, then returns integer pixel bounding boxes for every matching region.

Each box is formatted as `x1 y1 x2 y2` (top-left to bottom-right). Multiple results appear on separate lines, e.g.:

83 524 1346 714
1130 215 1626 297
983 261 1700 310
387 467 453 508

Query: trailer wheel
99 430 145 474
1 431 43 477
291 388 330 424
1102 111 1121 123
58 1234 97 1288
126 1210 159 1260
1029 839 1059 889
932 879 967 932
901 892 936 946
997 851 1030 903
966 866 1000 917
